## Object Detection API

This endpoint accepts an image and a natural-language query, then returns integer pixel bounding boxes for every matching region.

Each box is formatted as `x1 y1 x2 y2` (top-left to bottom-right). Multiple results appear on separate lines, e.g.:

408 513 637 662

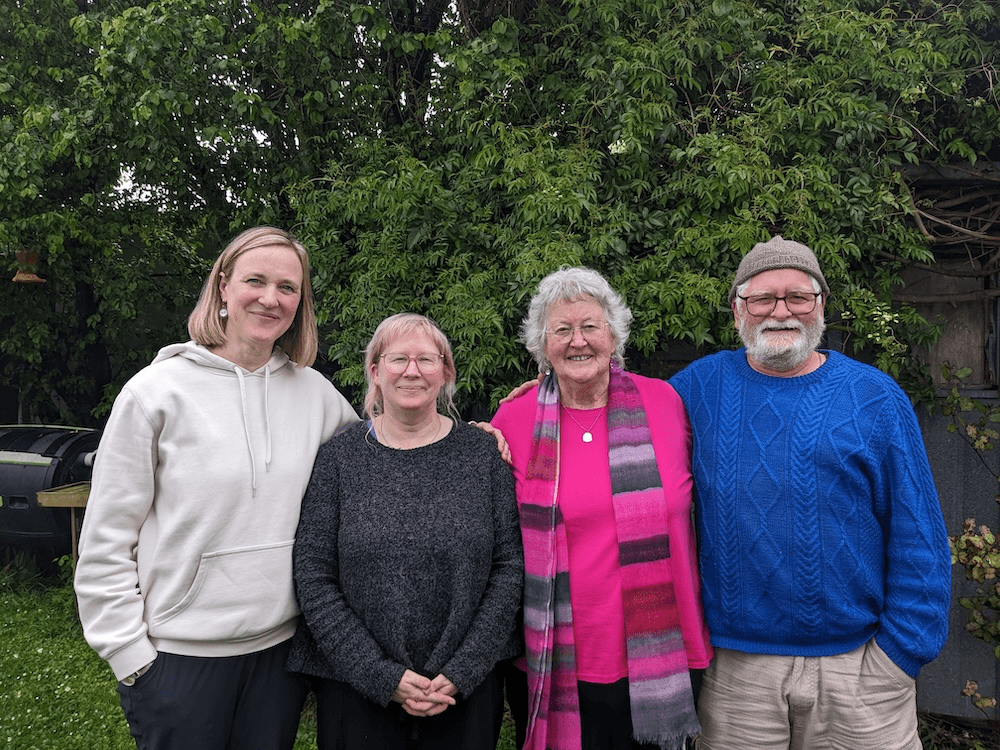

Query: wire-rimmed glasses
380 353 444 374
545 322 609 342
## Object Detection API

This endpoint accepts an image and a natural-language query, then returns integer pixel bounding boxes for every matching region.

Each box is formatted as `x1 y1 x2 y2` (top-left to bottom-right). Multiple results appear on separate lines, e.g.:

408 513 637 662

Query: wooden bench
35 481 90 565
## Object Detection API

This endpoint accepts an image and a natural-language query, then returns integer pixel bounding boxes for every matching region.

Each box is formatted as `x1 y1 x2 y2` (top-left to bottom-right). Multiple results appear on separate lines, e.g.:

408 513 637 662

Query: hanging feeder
12 248 45 284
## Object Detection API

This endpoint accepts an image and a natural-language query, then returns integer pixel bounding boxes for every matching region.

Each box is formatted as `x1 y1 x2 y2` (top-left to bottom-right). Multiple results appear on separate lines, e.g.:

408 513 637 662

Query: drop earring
219 305 228 319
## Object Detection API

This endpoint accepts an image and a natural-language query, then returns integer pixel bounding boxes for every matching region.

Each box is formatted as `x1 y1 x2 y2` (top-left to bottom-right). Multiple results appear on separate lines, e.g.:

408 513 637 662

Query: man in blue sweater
669 236 951 750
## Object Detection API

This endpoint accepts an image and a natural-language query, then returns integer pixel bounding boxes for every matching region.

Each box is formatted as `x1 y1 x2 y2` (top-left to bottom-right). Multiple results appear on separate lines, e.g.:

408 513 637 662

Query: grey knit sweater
287 419 523 707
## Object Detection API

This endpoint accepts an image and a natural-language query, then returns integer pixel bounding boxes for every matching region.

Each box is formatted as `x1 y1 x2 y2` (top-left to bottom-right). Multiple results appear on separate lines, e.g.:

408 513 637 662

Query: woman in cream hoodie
75 227 358 750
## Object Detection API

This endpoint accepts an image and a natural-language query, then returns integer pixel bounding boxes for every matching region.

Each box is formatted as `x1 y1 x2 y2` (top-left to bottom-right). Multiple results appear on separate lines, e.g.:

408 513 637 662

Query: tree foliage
295 0 999 410
1 0 998 421
1 0 363 422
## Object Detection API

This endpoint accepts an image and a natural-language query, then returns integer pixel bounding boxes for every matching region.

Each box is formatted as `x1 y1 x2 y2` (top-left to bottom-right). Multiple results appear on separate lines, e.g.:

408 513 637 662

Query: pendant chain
563 406 605 443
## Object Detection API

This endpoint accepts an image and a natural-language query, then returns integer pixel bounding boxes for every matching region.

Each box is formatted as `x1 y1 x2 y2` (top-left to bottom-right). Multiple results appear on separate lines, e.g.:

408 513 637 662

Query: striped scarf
521 362 701 750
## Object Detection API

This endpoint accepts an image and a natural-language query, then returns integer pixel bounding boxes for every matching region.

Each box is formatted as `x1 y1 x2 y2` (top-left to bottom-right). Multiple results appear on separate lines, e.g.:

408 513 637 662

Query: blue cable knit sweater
669 349 951 678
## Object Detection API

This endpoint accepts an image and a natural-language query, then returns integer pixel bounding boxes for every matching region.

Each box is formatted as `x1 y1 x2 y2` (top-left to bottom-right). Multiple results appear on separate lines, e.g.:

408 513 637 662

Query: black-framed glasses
737 292 822 317
545 322 609 342
380 353 444 374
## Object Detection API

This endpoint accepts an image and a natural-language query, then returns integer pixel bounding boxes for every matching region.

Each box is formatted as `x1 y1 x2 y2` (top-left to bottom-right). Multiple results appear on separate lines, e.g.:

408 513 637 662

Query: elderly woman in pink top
492 267 712 750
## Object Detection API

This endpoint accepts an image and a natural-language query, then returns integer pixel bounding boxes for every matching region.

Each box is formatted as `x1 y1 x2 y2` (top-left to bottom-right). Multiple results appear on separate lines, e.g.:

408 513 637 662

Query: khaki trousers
695 641 921 750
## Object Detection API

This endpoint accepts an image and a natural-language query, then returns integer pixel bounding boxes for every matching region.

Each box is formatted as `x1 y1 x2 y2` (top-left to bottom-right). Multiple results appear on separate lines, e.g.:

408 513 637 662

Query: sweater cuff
874 633 921 680
439 653 486 699
366 662 408 708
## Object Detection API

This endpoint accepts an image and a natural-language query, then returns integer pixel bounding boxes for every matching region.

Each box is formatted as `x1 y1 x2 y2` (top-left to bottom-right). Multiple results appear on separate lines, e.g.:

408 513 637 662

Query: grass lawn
0 569 986 750
0 567 518 750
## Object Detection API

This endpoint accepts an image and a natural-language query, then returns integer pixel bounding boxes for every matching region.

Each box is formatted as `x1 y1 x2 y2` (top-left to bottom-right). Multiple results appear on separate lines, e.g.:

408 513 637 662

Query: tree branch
879 252 1000 278
915 207 1000 243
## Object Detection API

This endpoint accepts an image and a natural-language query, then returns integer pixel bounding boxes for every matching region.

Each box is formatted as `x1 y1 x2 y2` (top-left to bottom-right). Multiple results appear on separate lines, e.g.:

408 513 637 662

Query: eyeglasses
737 292 822 317
546 322 609 342
380 353 444 374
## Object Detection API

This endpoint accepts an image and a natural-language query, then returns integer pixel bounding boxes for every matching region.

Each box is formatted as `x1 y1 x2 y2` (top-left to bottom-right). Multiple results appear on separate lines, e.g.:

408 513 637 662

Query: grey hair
733 274 821 315
521 266 633 370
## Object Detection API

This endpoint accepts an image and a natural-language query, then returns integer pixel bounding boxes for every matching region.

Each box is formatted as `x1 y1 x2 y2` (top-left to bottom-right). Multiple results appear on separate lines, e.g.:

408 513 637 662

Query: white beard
739 314 826 372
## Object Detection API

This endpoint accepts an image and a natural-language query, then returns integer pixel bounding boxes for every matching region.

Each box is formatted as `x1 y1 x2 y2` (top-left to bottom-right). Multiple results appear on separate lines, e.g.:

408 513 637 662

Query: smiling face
218 244 304 365
733 268 825 373
543 295 615 397
371 330 445 418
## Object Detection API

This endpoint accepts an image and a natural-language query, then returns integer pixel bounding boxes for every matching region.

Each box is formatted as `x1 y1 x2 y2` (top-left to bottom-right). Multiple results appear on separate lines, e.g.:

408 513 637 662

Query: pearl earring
219 305 228 319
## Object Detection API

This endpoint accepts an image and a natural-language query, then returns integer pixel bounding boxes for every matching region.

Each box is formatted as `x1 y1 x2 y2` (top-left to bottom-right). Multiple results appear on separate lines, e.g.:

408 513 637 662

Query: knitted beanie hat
729 235 830 301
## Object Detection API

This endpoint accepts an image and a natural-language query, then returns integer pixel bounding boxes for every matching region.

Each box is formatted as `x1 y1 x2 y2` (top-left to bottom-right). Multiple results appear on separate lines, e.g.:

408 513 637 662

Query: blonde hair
187 226 319 367
362 313 459 421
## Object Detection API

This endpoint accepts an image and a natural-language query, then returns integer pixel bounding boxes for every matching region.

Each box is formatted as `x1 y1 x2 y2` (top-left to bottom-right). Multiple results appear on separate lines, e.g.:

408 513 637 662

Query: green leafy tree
2 0 998 422
1 0 363 422
0 0 206 423
294 0 999 412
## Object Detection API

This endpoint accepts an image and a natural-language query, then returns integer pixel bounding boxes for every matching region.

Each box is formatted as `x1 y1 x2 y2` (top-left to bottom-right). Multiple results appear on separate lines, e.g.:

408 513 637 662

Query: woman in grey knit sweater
287 313 524 750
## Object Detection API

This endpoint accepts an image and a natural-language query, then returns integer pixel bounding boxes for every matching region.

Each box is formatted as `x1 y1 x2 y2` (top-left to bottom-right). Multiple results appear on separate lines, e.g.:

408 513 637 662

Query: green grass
0 571 983 750
1 580 134 749
0 562 321 750
0 568 518 750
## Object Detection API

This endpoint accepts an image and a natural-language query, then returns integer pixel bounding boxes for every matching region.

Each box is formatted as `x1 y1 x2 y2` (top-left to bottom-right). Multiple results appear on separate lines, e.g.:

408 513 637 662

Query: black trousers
313 669 503 750
116 640 307 750
501 660 704 750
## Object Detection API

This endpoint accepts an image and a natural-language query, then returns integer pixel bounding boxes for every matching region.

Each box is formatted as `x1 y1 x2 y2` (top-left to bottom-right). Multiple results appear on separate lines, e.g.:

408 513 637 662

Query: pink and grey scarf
521 362 700 750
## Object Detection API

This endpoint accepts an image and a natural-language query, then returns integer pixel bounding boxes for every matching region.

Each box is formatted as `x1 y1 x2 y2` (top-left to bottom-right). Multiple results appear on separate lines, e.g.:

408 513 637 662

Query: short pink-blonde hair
362 313 458 421
187 226 318 367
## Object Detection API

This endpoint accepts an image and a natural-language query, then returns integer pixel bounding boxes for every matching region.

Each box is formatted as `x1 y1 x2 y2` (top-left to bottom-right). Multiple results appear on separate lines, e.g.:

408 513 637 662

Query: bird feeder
12 248 45 284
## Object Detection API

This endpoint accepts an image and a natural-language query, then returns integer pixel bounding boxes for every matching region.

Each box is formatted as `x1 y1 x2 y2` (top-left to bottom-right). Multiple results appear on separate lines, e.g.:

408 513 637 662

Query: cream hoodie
75 342 358 680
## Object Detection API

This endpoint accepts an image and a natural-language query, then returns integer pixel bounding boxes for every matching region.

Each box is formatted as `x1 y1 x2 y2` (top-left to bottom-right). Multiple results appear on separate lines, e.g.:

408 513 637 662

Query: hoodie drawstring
233 365 274 498
233 368 258 497
264 365 273 470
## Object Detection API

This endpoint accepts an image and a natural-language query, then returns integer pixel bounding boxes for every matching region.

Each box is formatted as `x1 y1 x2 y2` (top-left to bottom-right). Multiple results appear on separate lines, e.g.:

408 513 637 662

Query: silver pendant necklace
563 406 605 443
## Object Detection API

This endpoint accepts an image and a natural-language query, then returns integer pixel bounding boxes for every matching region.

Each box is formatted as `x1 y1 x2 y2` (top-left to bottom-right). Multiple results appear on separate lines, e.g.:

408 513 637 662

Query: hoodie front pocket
150 541 297 643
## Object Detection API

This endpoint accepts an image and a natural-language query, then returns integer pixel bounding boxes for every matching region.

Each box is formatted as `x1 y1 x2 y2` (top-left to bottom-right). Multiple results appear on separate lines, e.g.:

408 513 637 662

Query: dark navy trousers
116 639 307 750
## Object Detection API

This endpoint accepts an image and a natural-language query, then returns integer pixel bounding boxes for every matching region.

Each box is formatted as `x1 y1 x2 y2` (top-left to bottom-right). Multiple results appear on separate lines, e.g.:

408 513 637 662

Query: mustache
756 319 806 333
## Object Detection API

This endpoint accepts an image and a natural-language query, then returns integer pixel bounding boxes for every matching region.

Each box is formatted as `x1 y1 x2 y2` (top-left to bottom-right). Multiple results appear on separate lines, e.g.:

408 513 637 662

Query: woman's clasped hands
392 669 458 717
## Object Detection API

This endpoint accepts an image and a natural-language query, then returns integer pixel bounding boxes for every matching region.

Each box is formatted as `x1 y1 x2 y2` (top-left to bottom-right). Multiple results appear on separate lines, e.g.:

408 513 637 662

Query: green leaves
280 0 1000 408
4 0 998 419
951 517 1000 681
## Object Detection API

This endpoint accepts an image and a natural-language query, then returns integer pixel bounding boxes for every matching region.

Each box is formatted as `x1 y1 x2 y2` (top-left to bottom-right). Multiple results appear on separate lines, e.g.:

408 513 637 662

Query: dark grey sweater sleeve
291 434 407 705
438 438 523 696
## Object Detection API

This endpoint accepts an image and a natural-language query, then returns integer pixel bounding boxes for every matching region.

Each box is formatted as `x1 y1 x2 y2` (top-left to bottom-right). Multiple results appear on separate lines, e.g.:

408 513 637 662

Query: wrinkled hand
403 674 458 717
499 374 544 405
470 421 512 466
392 670 457 717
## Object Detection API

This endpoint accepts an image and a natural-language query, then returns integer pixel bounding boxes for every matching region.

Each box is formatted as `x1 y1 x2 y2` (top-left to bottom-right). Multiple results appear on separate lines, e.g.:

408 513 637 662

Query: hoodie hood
152 340 291 373
153 341 292 496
